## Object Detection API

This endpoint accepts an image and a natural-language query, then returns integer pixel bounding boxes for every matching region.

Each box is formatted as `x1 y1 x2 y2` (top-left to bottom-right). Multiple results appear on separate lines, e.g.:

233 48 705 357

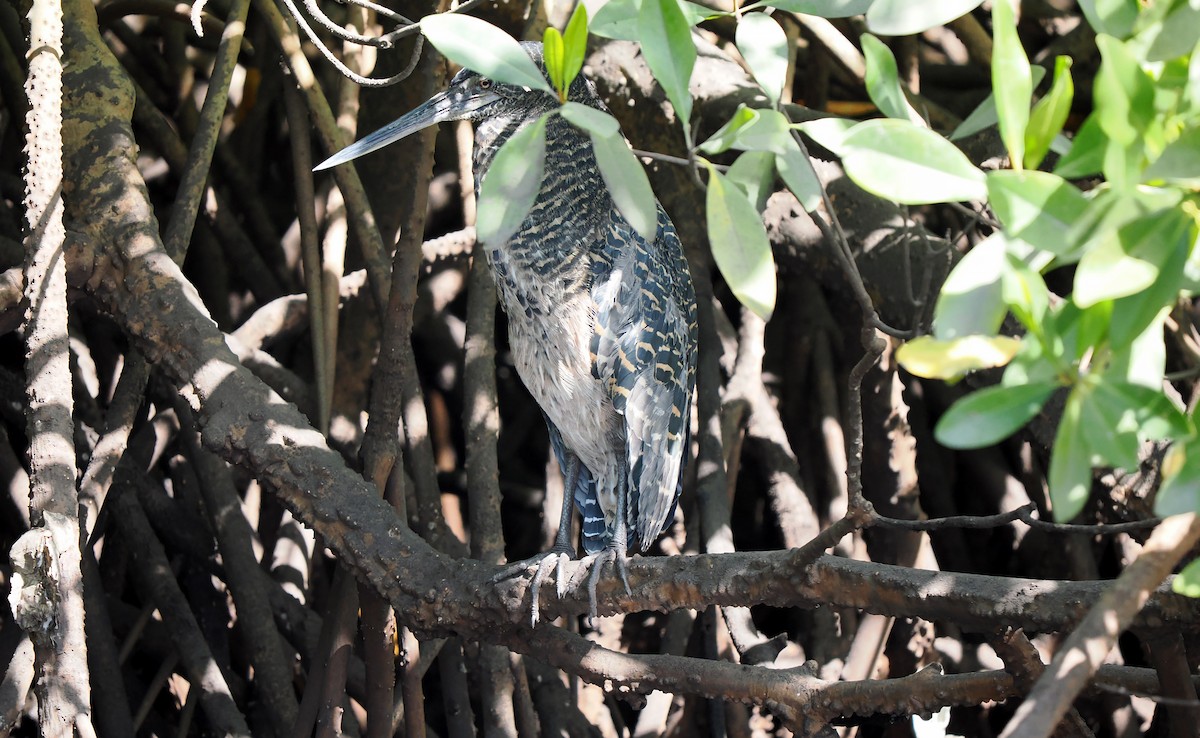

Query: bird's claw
529 551 572 626
491 547 575 627
583 547 632 627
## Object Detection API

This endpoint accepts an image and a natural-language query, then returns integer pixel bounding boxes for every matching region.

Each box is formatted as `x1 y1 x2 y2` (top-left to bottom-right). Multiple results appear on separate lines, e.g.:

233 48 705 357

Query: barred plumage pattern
471 46 697 557
316 42 697 614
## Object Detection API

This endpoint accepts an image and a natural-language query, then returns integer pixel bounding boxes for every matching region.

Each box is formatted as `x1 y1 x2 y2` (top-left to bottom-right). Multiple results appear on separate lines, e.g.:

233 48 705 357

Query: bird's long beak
313 86 499 171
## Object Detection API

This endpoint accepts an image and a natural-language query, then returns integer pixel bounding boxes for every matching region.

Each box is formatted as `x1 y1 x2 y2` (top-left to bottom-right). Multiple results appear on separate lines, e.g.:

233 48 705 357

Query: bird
316 42 698 625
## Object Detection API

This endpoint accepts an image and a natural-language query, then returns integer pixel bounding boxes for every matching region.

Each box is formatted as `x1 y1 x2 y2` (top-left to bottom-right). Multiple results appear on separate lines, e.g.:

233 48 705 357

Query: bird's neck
473 111 611 254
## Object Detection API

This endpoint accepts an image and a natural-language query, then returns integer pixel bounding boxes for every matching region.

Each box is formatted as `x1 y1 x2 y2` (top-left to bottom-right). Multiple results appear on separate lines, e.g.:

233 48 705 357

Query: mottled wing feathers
590 208 697 552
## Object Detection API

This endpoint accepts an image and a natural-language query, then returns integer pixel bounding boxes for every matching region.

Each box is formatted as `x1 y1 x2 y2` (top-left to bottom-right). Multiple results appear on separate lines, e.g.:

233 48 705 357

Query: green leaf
562 3 589 90
543 27 566 97
1172 558 1200 598
592 0 715 41
590 128 658 241
1144 128 1200 188
896 335 1022 380
1003 330 1060 387
950 67 1047 141
1077 0 1138 38
795 117 857 156
1093 381 1191 441
861 34 920 124
476 115 548 245
1048 387 1092 521
1156 443 1200 517
934 382 1057 449
1093 34 1155 146
1067 187 1182 259
986 170 1088 259
639 0 696 127
1109 226 1187 350
763 0 873 16
841 119 987 204
737 13 789 105
699 106 792 154
934 234 1007 340
866 0 983 36
559 101 620 137
420 14 553 94
1001 250 1051 330
775 142 823 212
991 0 1032 171
1078 381 1140 470
726 151 776 211
1074 208 1192 307
1024 56 1074 170
1136 0 1200 61
1053 115 1107 178
1108 310 1168 388
700 106 758 154
705 166 777 320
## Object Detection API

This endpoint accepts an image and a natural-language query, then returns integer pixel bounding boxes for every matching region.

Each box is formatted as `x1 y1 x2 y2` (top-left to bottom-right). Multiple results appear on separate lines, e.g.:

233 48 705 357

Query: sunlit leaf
705 166 777 320
934 381 1057 449
737 13 789 105
1025 56 1074 170
991 0 1032 170
896 335 1021 380
1074 208 1192 307
866 0 983 36
726 151 776 211
1078 381 1140 470
1109 236 1187 350
841 119 987 204
559 101 620 137
795 117 858 156
861 34 920 124
1156 443 1200 518
421 14 552 93
934 234 1007 340
951 66 1047 141
775 142 823 211
592 0 715 41
1108 310 1168 388
700 106 758 154
1138 0 1200 61
763 0 873 16
1173 558 1200 598
476 114 547 245
543 27 566 97
1048 387 1091 521
1093 381 1190 441
1001 250 1051 330
1053 116 1107 178
700 106 794 154
1078 0 1138 39
639 0 696 126
562 3 589 91
1144 128 1200 188
589 128 658 240
986 170 1088 259
1093 34 1155 146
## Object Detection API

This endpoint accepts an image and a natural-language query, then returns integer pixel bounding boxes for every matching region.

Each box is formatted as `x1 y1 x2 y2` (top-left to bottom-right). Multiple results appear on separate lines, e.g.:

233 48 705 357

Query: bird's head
315 41 570 171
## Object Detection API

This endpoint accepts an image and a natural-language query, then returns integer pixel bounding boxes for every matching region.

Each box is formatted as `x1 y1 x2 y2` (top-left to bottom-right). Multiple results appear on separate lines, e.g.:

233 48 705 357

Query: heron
317 42 697 625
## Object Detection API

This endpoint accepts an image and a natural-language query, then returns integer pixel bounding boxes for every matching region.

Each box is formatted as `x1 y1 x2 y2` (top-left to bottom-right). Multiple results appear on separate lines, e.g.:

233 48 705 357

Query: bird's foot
581 544 632 627
491 545 575 627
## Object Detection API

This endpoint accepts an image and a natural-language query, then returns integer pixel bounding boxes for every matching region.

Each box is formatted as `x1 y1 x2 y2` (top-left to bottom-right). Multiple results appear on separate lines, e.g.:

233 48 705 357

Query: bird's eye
479 78 493 90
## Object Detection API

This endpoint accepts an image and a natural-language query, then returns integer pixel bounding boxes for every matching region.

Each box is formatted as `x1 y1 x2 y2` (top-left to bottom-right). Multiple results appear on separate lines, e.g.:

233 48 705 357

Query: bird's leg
527 455 581 624
491 454 581 626
585 463 632 625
